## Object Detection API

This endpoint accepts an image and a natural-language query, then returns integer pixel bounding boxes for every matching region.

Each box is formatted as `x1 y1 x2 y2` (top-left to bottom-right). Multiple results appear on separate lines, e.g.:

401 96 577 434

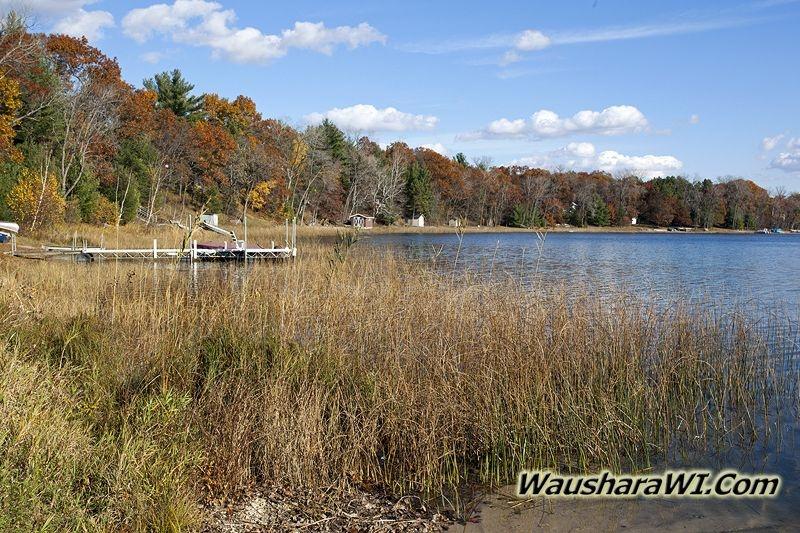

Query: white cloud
402 14 761 55
420 143 449 156
52 9 114 40
770 152 800 171
762 133 785 151
564 141 596 158
515 29 551 51
689 114 700 124
121 1 385 64
0 0 91 16
486 117 527 136
770 136 800 172
596 151 683 177
1 0 114 41
511 142 682 178
462 105 648 140
121 0 220 42
499 50 522 66
305 104 438 132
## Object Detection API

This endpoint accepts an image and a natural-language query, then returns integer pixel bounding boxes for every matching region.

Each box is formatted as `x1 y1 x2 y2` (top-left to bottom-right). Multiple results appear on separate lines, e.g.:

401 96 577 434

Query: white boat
0 222 19 234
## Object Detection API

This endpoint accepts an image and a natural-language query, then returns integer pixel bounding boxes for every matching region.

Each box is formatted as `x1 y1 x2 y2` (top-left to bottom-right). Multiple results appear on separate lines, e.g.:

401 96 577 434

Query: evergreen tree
320 119 350 164
588 194 611 226
404 162 433 218
143 69 204 119
509 204 543 228
320 119 352 188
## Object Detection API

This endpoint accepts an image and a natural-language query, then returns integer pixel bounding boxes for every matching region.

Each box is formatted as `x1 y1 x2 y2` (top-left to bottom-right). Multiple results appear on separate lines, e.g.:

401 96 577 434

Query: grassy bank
0 236 797 530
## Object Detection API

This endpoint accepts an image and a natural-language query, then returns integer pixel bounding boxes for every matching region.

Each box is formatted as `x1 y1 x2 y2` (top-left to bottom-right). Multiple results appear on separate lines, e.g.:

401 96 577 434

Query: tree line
1 14 798 232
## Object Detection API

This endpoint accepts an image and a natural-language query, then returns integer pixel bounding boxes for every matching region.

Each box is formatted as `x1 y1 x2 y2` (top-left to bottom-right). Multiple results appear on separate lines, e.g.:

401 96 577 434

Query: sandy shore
461 486 798 532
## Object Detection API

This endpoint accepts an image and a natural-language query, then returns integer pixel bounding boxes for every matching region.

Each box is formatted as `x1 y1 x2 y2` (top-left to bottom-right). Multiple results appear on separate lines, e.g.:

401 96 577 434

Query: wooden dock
9 239 296 262
9 219 298 263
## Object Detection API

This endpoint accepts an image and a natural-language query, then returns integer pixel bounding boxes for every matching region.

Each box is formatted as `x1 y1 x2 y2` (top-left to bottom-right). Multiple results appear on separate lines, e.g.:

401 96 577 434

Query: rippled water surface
364 231 800 312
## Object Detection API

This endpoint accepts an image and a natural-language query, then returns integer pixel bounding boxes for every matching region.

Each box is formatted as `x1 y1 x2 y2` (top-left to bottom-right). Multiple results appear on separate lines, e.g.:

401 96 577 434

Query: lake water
366 230 800 529
365 231 800 313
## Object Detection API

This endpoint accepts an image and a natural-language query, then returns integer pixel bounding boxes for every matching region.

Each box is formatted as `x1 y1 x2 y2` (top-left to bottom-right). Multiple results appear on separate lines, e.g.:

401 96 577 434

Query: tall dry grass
0 236 797 530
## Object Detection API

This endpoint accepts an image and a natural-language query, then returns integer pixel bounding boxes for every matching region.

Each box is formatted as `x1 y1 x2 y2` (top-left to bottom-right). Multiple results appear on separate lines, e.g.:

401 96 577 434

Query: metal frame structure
24 219 299 263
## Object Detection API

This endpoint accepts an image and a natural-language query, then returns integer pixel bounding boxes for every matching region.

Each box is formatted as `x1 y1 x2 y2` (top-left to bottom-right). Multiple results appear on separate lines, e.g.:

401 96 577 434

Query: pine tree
404 162 433 218
143 69 204 119
588 194 611 226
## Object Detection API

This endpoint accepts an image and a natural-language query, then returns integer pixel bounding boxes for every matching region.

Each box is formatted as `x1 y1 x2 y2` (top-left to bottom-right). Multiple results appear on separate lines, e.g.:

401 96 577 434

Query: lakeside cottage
347 213 374 229
408 214 425 227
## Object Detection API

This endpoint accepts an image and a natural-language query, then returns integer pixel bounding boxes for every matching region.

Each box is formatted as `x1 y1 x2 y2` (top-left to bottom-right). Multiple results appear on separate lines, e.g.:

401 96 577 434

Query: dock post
153 239 158 259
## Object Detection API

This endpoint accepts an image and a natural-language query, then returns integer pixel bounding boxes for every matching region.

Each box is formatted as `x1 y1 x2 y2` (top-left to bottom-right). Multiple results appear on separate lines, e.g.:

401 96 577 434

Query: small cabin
347 213 374 229
448 219 461 227
408 214 425 227
630 217 637 225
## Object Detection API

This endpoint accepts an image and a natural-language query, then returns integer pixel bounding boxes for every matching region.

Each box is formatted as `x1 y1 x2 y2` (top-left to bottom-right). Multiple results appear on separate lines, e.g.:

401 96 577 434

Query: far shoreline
317 223 797 236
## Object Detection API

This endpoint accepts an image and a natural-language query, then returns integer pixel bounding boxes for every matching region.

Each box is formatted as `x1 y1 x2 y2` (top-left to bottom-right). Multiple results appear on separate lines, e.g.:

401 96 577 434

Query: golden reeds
0 236 796 530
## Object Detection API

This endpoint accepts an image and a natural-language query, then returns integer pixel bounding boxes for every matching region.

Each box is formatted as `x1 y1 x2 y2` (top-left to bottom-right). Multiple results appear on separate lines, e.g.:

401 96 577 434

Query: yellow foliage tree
247 180 276 212
0 71 22 162
6 168 66 230
90 195 119 225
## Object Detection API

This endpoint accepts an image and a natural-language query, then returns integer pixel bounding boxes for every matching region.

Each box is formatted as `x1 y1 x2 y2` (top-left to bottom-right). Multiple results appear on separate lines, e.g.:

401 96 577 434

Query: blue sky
7 0 800 190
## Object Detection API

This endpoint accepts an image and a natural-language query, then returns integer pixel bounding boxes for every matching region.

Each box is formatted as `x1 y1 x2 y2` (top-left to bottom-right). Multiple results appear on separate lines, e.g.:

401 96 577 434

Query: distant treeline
1 14 798 231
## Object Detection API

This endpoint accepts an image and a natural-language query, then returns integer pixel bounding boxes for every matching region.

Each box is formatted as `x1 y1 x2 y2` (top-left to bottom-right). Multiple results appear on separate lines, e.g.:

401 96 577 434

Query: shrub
91 195 119 225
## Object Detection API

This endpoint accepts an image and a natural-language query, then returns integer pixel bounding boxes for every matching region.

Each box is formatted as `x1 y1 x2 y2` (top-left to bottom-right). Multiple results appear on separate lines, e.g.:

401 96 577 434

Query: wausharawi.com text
517 470 781 499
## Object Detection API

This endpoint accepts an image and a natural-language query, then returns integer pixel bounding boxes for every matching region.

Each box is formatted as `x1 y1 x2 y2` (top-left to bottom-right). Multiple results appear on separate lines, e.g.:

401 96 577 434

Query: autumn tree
45 34 125 198
6 167 65 229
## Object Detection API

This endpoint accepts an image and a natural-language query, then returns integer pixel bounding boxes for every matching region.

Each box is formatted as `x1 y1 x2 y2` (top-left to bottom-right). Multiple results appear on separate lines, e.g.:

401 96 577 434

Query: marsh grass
0 238 797 530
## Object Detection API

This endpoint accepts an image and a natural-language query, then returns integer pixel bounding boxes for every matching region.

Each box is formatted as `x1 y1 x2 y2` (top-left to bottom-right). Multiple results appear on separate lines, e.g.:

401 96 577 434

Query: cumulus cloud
769 136 800 172
1 0 114 40
515 29 551 51
689 114 700 125
461 105 648 141
52 9 114 40
512 142 682 178
596 151 683 177
420 143 449 156
770 152 800 172
762 133 785 151
121 1 385 64
305 104 438 132
564 141 596 158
